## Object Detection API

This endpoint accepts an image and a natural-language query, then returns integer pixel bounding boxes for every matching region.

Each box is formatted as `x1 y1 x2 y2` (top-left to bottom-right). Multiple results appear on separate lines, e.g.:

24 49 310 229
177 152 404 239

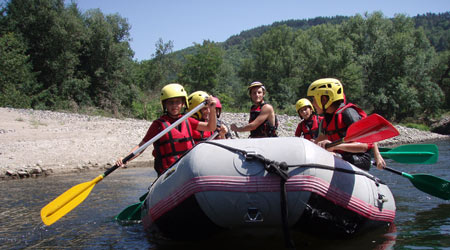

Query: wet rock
431 117 450 135
17 171 29 178
6 170 16 176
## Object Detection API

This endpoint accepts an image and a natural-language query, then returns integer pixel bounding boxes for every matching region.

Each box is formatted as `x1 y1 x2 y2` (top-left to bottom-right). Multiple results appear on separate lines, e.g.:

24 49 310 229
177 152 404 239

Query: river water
1 140 449 250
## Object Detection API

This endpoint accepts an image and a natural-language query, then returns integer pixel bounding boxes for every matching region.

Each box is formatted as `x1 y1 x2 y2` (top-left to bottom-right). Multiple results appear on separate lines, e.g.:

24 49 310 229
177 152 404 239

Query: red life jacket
299 114 322 140
249 102 278 138
152 115 195 175
192 126 213 144
322 103 367 142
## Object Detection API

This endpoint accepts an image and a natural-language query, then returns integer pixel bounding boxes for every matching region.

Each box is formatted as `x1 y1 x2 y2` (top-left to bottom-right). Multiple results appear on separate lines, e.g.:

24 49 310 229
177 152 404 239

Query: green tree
138 38 179 91
5 0 85 108
342 13 442 120
431 50 450 110
178 40 224 93
239 25 297 109
79 8 136 113
0 32 37 108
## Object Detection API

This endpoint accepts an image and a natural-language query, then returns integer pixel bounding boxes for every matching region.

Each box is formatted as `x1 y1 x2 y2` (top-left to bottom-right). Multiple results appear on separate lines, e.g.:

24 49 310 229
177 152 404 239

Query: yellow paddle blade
41 175 104 226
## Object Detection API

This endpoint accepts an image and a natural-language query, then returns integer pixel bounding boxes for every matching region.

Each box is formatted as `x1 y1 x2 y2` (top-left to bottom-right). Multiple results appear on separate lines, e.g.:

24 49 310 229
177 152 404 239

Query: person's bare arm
196 97 217 131
231 104 274 132
372 143 386 169
317 140 368 153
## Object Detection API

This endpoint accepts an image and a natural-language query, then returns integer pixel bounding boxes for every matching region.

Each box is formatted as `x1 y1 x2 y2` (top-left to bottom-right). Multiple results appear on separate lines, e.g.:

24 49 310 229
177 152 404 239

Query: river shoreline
1 107 448 180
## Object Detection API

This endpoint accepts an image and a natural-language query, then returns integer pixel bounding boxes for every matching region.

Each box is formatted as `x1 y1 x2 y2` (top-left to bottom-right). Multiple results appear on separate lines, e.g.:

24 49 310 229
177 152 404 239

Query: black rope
203 141 386 249
203 141 384 185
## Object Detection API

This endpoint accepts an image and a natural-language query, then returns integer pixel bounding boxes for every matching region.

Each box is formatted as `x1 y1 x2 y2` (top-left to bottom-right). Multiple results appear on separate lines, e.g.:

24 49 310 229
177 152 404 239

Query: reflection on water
0 167 156 249
0 140 449 249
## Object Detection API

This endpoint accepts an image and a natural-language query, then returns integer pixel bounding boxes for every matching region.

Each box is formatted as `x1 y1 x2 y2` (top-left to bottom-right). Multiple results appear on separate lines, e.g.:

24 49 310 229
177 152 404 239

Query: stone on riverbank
1 107 448 180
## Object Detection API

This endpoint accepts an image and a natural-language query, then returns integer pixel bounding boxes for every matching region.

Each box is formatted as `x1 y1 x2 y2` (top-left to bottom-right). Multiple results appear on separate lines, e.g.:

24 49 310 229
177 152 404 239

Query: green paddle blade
116 192 148 222
402 172 450 200
380 144 438 164
115 202 143 221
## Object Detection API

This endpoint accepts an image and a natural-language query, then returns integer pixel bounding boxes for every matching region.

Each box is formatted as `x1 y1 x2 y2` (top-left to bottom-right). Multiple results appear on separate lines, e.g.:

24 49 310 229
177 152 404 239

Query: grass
30 119 47 128
401 123 430 131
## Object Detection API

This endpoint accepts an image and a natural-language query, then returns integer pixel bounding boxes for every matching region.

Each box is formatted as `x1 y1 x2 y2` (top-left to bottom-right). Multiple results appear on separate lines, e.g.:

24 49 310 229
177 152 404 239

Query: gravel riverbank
1 107 448 180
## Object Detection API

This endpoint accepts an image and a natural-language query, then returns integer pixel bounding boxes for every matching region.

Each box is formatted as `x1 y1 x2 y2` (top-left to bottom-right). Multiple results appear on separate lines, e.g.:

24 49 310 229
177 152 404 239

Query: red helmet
213 96 222 109
213 96 222 118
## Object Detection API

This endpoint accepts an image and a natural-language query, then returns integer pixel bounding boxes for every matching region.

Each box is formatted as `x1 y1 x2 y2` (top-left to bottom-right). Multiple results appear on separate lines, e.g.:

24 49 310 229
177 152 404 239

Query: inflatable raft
141 137 396 240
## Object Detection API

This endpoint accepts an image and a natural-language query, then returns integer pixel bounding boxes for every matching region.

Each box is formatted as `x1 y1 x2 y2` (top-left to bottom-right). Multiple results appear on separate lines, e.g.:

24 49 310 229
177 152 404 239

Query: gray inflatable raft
142 137 395 240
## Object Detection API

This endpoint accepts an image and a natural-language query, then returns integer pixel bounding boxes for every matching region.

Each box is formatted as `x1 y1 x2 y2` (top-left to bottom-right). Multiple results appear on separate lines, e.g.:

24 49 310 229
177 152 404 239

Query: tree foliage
177 40 224 93
0 0 448 123
0 32 37 107
1 0 137 113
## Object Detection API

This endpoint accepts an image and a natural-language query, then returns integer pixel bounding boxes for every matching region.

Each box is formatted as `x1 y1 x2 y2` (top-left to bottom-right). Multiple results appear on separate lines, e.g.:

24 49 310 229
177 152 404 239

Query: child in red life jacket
230 81 278 138
187 91 226 143
307 78 386 171
294 98 323 141
116 83 217 176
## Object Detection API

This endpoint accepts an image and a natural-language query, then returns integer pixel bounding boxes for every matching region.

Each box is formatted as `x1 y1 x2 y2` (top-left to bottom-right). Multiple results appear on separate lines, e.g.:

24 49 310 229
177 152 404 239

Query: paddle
41 101 207 226
326 114 399 148
384 167 450 200
378 144 438 164
115 188 150 222
115 127 220 222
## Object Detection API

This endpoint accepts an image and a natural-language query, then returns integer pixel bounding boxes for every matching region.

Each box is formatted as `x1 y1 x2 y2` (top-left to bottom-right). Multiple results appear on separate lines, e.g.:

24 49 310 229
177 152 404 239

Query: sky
70 0 450 61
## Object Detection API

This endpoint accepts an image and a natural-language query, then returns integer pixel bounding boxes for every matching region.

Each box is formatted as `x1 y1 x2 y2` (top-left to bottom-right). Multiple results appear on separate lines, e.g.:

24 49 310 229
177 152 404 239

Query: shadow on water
147 224 397 250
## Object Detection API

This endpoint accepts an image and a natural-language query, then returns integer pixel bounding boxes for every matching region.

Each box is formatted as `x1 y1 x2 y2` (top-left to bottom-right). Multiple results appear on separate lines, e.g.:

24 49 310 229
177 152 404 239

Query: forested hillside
1 0 449 124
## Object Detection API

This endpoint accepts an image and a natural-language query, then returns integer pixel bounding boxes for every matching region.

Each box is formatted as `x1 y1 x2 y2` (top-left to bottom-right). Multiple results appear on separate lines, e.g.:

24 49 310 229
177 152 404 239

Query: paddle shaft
103 101 207 178
383 166 403 176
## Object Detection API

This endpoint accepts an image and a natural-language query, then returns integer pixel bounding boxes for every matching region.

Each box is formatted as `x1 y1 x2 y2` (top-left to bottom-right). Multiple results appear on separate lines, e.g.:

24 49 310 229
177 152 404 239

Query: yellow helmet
160 83 188 111
187 91 210 120
247 81 266 95
295 98 314 113
307 78 344 110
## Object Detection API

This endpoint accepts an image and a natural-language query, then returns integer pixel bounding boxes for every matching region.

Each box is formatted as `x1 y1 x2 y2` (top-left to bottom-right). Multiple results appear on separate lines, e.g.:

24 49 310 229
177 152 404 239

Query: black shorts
341 152 372 171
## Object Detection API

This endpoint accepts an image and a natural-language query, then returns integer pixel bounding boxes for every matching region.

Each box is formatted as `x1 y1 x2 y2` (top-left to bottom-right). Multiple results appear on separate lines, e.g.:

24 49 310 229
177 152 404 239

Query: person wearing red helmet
212 96 232 139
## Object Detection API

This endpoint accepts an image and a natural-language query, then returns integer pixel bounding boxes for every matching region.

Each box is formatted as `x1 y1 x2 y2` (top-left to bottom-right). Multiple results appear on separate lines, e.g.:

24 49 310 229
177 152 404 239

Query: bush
401 123 430 131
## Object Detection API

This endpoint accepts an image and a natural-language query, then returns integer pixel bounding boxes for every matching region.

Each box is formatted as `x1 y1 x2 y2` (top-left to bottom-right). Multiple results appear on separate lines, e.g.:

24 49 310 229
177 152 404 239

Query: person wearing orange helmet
307 78 385 171
116 83 217 176
294 98 323 141
231 81 278 138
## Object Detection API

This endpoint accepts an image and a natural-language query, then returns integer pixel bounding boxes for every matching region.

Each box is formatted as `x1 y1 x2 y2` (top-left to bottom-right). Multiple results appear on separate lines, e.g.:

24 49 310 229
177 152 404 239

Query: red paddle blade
346 114 399 143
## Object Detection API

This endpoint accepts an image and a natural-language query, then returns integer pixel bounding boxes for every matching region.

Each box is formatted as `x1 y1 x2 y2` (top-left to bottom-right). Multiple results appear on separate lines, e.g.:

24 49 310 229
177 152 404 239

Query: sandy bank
1 107 448 180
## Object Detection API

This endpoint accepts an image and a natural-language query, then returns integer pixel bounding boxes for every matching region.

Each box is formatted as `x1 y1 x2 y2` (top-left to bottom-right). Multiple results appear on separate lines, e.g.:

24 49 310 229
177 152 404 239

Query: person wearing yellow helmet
294 98 323 141
231 81 278 138
307 78 385 171
116 83 217 176
187 91 229 142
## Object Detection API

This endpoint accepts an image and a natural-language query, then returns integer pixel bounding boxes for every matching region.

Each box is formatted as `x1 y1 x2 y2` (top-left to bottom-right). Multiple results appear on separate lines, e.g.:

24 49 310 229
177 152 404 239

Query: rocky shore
1 107 448 180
